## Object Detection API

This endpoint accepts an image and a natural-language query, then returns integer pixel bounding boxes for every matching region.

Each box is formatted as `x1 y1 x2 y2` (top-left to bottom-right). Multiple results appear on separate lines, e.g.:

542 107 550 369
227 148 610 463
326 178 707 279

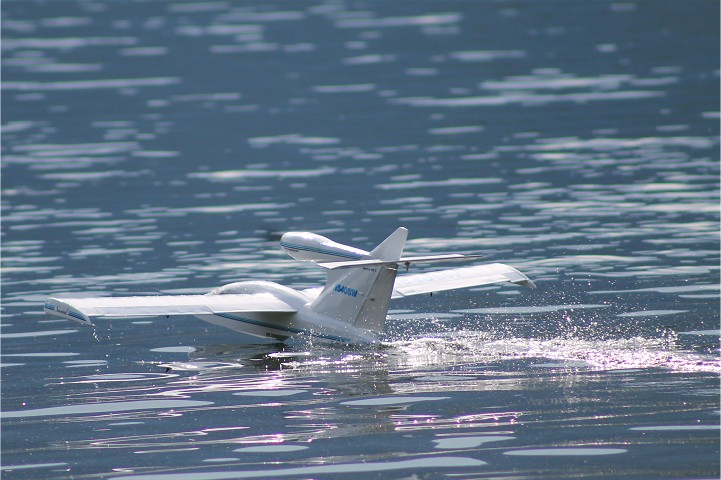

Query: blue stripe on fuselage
280 242 364 260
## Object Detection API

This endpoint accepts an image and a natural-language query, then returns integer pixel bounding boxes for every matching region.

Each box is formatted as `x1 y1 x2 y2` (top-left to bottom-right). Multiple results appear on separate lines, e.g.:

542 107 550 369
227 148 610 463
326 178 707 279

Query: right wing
300 262 535 301
44 293 298 326
391 263 535 298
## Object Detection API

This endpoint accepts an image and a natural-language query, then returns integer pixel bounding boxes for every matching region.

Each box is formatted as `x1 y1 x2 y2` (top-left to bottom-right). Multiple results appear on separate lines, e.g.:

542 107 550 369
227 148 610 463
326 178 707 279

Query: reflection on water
2 340 717 479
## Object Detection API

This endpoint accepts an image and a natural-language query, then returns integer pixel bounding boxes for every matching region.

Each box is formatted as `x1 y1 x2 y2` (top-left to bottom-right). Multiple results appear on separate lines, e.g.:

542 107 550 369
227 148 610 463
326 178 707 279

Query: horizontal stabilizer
318 254 483 270
44 293 298 326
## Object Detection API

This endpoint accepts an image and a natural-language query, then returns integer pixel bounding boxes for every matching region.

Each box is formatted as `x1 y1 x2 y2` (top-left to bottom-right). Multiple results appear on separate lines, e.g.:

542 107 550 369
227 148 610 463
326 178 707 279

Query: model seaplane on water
44 227 535 343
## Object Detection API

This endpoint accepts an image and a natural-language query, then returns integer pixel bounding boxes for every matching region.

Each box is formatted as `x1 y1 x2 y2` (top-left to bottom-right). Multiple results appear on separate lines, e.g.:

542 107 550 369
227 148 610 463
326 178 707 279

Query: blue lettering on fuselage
333 284 358 298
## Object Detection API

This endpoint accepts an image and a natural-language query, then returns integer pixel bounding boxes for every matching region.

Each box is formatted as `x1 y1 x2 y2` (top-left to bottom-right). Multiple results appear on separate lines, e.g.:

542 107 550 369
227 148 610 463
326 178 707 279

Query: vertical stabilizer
369 227 407 261
307 228 406 334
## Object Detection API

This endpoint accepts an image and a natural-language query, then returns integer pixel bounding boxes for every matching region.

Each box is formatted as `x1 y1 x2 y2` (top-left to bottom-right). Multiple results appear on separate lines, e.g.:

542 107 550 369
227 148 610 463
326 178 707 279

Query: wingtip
44 298 94 326
516 279 537 289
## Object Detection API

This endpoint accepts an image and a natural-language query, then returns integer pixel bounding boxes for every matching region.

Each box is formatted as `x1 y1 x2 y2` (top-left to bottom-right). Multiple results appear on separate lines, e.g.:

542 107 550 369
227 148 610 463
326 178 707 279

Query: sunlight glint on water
2 1 718 479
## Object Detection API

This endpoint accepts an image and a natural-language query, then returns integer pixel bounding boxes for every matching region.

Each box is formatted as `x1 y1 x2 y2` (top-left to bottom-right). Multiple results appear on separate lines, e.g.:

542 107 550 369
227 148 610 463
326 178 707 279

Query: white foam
457 304 609 315
387 333 720 373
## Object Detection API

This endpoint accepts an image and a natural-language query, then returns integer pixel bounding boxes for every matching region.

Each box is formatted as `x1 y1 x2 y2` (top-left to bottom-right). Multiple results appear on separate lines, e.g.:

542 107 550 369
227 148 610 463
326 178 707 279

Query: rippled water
2 1 719 479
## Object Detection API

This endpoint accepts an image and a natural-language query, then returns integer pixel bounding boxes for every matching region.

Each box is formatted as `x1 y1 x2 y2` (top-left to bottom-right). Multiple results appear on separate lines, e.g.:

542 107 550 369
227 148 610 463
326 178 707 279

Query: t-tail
306 228 408 334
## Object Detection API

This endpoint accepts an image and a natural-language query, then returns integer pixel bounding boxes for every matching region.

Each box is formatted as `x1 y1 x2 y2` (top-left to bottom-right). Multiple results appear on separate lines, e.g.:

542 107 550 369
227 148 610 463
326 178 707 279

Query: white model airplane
43 227 534 343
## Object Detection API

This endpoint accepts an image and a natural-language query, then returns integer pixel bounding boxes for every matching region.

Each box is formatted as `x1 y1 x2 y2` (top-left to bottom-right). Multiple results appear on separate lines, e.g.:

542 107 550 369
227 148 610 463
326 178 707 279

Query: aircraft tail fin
369 227 407 261
308 228 407 334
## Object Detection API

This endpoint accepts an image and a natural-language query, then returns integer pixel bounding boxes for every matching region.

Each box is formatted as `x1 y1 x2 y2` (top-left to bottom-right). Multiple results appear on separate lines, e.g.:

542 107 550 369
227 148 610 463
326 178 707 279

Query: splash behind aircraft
43 227 534 343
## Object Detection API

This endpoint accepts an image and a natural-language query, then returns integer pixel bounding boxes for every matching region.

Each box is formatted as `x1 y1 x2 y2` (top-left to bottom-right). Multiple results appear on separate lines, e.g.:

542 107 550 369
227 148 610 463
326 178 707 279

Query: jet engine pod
280 232 370 262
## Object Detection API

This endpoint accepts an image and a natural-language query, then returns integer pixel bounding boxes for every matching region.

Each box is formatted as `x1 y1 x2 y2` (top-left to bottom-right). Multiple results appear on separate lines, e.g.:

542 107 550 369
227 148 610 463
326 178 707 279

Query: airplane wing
301 262 534 301
44 293 298 326
391 263 535 298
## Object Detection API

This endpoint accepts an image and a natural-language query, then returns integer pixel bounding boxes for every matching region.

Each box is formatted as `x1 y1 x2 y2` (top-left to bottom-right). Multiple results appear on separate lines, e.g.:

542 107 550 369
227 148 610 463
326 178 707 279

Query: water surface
2 1 719 478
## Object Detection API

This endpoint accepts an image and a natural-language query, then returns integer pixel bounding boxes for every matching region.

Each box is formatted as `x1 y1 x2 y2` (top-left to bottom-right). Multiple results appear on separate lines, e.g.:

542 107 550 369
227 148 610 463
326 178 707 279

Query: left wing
391 263 535 298
44 293 298 326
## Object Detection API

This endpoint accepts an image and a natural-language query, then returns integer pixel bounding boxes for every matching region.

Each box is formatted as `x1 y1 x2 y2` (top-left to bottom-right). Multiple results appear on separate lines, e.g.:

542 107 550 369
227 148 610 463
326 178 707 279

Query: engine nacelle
280 232 370 263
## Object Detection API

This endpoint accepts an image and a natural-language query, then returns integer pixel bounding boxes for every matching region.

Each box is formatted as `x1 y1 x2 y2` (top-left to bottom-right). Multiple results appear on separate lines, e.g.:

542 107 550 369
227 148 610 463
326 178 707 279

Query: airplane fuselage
203 280 379 343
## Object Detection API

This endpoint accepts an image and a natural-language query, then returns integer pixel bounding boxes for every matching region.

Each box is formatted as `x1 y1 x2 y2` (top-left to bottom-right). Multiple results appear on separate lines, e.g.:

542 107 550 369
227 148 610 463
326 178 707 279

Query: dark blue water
2 1 719 478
